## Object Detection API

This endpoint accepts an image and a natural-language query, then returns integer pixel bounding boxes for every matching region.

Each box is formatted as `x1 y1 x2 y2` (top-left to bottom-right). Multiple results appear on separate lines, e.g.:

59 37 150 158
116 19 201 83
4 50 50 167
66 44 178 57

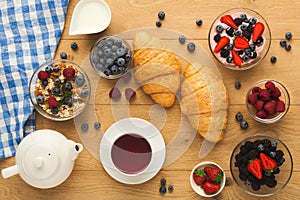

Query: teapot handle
1 165 19 179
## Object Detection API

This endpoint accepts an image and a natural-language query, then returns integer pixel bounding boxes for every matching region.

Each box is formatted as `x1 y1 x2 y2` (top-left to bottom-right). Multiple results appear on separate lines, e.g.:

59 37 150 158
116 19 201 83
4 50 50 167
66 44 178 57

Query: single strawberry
63 68 76 79
247 93 257 105
214 36 230 53
125 88 136 101
265 81 276 92
247 158 263 179
254 100 264 110
252 22 265 42
220 15 238 30
231 49 243 67
259 153 277 171
38 71 48 80
256 109 268 119
264 101 276 114
48 96 58 108
204 166 223 184
234 36 249 49
259 89 270 101
276 100 286 112
193 169 206 186
203 180 221 195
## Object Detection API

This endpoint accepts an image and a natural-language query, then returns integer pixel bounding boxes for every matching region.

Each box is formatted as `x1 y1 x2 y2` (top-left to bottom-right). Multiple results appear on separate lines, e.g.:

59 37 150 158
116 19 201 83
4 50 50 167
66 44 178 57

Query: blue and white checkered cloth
0 0 69 158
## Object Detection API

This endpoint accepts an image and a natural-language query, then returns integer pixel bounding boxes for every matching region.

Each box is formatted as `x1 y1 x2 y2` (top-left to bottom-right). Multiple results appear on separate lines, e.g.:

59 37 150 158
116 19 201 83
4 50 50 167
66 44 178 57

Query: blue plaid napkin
0 0 69 158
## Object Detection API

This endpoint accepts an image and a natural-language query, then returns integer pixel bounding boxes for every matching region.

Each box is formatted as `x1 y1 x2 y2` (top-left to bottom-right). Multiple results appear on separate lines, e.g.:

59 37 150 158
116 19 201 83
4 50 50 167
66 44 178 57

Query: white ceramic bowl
190 161 226 197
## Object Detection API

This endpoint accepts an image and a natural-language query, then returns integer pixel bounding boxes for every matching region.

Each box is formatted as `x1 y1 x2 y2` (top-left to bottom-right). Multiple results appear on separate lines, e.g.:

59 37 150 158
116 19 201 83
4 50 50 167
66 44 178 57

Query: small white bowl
190 161 226 197
69 0 111 35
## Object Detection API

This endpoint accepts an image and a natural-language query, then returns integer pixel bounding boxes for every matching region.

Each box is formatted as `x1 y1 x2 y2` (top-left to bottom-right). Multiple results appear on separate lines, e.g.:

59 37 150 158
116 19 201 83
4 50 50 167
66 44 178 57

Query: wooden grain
1 0 300 199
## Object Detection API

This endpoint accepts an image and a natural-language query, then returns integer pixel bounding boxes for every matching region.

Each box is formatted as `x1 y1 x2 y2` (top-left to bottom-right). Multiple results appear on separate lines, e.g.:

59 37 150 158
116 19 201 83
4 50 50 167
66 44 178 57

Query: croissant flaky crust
133 32 182 107
180 63 229 143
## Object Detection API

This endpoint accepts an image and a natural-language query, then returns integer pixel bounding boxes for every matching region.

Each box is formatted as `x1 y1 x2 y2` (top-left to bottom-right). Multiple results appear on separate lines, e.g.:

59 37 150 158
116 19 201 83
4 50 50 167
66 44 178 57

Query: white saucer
99 118 166 184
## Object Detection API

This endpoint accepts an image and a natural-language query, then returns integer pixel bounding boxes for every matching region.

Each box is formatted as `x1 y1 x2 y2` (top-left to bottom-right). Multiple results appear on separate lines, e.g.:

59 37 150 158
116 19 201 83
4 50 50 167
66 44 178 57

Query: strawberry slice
231 50 243 67
247 158 263 179
259 153 277 171
213 36 230 53
234 36 249 49
252 22 265 42
220 15 238 30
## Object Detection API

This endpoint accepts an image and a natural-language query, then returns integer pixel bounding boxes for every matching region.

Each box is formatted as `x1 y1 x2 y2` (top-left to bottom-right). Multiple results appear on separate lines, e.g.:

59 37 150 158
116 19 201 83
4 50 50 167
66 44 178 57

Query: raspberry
271 87 281 98
264 101 276 114
256 109 267 119
109 87 121 99
276 100 286 112
254 100 264 110
247 93 257 105
63 68 76 79
259 89 270 101
48 96 58 108
252 86 262 94
265 81 276 92
125 88 136 101
38 71 48 80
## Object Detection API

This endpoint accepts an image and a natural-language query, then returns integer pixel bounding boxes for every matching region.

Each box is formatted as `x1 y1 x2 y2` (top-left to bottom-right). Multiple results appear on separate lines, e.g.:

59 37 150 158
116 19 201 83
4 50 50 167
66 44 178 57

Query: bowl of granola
29 59 90 121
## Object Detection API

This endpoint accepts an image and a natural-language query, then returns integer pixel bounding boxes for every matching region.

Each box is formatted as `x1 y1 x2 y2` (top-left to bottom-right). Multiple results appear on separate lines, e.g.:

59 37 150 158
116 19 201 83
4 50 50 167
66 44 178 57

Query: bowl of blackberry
246 80 290 124
209 8 271 70
29 59 91 121
90 35 133 79
230 134 293 197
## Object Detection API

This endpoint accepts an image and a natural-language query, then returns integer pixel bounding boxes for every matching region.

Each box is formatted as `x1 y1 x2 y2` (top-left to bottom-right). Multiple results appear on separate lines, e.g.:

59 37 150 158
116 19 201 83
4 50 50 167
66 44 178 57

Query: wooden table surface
1 0 300 199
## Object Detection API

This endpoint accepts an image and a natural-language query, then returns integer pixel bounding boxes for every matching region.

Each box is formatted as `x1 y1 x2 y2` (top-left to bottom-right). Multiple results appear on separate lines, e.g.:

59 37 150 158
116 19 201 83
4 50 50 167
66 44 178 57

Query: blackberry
254 36 264 45
237 50 244 55
241 155 249 163
242 30 251 41
262 139 271 147
226 43 234 50
244 141 253 150
213 34 221 43
264 148 271 155
253 140 263 150
234 18 243 26
249 43 256 51
240 145 248 154
235 153 242 161
266 179 277 188
277 157 285 166
273 167 280 174
226 27 234 37
275 150 284 158
239 173 248 181
248 149 259 160
247 174 257 182
247 25 254 32
249 51 257 59
220 49 229 58
251 182 260 191
239 167 250 176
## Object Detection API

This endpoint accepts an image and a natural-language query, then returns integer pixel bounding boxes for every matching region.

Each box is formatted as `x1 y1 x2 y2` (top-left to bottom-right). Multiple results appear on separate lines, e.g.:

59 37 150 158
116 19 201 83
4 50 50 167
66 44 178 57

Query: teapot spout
66 140 83 161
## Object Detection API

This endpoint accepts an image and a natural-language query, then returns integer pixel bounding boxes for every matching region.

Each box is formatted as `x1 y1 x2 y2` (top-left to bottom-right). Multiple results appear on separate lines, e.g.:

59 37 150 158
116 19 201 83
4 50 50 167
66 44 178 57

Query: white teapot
1 129 83 189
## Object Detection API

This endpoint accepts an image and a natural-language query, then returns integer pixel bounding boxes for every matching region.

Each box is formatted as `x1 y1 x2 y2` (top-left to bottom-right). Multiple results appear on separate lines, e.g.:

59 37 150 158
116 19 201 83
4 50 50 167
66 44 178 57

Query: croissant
133 32 182 107
180 63 229 142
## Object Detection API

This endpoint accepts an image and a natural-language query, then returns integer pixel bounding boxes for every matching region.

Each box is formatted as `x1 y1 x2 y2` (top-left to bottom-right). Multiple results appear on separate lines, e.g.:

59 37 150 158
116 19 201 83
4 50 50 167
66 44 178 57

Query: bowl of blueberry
246 80 290 123
29 59 91 121
230 134 293 197
90 35 133 79
209 8 271 70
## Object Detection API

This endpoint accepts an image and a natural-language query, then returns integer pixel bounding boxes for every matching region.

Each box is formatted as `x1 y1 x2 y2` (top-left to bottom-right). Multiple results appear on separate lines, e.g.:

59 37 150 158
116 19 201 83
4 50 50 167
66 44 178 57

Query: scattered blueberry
240 120 248 130
42 80 48 86
257 144 265 151
270 151 276 158
54 78 61 85
196 19 203 26
51 107 59 114
159 186 167 194
81 89 89 98
249 17 257 25
235 112 243 121
271 141 277 148
241 24 247 31
168 185 174 192
216 25 224 33
81 123 88 132
70 42 78 50
226 43 234 50
178 35 186 44
240 13 247 21
280 39 287 47
226 56 233 63
156 21 162 27
234 30 241 36
270 56 277 63
60 52 67 59
187 42 196 53
160 178 166 185
285 44 291 51
65 82 73 90
285 32 292 40
64 97 73 106
52 87 60 95
53 65 60 72
94 122 101 130
36 95 44 104
45 66 52 73
116 57 125 66
249 43 256 51
213 34 221 43
244 180 251 186
75 76 85 87
158 11 165 20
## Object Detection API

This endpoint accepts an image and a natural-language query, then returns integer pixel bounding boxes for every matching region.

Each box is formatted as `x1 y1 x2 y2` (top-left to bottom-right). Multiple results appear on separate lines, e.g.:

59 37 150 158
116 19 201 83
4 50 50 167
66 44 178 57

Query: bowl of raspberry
230 134 293 197
29 60 91 121
208 8 271 70
246 80 290 123
90 35 133 79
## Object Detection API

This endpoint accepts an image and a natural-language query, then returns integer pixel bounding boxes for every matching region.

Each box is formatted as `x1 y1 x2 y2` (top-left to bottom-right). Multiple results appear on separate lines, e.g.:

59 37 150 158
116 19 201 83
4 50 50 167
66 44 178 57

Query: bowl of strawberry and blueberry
90 35 132 79
230 134 293 197
246 80 290 123
209 8 271 70
190 161 226 197
29 60 90 121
